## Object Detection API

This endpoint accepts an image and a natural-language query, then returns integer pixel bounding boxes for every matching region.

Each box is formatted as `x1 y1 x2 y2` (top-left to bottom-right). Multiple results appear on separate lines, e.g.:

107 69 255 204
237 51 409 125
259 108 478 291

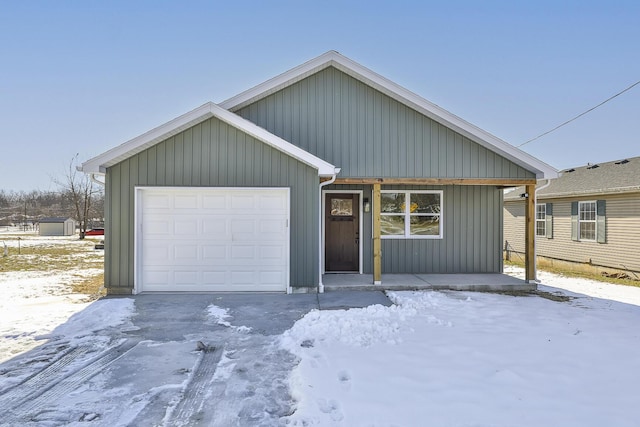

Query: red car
85 228 105 236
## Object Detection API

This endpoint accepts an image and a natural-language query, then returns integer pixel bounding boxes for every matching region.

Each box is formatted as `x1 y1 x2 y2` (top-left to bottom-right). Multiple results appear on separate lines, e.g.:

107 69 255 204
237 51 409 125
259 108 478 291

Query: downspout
90 173 106 187
318 168 340 293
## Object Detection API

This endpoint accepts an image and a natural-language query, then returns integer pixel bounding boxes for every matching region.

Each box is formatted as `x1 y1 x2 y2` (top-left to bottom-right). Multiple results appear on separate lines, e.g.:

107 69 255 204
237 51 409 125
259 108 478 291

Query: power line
518 79 640 148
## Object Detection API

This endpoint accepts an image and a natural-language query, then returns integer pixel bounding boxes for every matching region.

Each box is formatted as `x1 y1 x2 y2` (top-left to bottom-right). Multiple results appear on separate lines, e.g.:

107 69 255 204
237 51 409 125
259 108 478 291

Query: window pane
536 220 546 236
410 216 440 236
536 205 546 220
412 193 441 214
331 198 352 216
580 222 595 240
381 193 405 213
579 202 595 220
381 215 405 235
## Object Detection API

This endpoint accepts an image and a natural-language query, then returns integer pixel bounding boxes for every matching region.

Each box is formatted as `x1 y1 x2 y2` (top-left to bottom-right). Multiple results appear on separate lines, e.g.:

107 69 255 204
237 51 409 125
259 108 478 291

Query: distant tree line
0 188 104 230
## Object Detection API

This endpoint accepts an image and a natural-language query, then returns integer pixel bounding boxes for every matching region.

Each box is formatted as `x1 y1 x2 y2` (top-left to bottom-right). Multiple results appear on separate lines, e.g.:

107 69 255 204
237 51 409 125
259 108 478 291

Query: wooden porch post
524 184 536 282
372 183 382 284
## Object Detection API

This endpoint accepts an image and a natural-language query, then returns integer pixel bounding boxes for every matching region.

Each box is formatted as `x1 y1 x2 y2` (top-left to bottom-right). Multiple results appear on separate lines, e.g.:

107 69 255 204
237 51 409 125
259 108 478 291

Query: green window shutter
571 201 578 241
545 203 553 239
596 200 606 243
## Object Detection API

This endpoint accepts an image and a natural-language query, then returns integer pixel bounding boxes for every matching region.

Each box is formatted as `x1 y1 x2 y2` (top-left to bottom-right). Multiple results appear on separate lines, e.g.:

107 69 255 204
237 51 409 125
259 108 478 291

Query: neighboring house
81 51 556 295
39 217 75 236
504 156 640 277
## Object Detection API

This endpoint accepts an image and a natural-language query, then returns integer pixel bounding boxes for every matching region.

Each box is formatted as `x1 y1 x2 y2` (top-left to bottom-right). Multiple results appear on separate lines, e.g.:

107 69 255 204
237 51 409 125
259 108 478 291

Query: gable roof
80 102 337 177
40 217 73 223
220 51 557 180
505 156 640 200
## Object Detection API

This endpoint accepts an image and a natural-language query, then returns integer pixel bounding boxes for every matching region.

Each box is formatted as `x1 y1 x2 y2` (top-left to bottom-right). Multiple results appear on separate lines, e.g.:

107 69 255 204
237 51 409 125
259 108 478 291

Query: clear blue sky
1 0 639 192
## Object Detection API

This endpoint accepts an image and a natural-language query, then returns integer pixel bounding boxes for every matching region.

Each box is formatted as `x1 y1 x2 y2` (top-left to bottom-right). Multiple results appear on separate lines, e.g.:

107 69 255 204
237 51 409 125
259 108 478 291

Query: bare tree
56 154 97 239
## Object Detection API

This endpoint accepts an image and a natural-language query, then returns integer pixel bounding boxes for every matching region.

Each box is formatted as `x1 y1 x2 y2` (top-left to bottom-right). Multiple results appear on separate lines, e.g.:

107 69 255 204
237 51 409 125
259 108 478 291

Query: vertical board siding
105 117 320 292
503 194 640 273
236 67 534 180
326 185 502 274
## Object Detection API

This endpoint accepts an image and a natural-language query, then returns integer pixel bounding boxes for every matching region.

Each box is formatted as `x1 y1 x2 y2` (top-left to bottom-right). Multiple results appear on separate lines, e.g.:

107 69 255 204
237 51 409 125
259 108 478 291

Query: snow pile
282 289 640 426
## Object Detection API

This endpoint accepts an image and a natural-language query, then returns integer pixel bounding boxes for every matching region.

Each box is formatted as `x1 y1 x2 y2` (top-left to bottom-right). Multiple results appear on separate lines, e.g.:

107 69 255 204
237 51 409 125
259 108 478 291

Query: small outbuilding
39 217 75 236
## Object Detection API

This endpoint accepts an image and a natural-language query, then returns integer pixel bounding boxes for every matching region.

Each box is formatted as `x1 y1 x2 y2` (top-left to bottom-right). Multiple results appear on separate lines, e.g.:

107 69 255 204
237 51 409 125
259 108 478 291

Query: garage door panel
260 270 284 284
202 218 228 236
139 188 289 292
230 195 256 210
230 245 255 260
202 270 227 284
260 219 286 233
259 245 285 260
145 270 170 285
143 246 170 263
145 194 172 209
230 270 256 285
146 220 172 235
174 194 198 209
259 194 287 211
202 245 227 260
174 271 199 285
174 245 199 260
174 220 198 235
202 194 227 210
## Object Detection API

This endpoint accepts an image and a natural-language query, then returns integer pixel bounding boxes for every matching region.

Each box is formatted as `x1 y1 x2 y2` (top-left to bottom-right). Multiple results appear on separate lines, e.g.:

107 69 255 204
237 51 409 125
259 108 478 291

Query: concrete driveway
0 291 391 426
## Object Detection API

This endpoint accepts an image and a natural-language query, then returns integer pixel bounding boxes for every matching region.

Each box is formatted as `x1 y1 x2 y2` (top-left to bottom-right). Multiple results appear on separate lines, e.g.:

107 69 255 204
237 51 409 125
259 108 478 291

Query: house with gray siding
504 156 640 278
81 51 556 294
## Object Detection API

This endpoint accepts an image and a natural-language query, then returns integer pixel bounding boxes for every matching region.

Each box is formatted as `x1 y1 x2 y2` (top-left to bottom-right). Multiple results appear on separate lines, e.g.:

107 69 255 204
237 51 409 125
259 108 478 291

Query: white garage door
137 187 289 292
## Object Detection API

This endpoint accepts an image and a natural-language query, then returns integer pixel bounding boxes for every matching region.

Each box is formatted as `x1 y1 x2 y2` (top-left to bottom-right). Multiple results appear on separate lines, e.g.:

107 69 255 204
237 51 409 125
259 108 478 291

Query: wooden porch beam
334 177 536 186
524 184 537 282
372 183 382 285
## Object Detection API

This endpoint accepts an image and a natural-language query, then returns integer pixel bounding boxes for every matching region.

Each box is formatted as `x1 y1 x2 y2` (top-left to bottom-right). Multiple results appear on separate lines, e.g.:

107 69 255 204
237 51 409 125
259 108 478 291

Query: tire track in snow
2 339 139 424
161 344 223 427
0 345 88 411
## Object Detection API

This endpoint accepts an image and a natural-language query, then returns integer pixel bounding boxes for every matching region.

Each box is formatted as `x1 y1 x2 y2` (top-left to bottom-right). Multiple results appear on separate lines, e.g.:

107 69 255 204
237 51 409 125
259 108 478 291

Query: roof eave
81 102 336 178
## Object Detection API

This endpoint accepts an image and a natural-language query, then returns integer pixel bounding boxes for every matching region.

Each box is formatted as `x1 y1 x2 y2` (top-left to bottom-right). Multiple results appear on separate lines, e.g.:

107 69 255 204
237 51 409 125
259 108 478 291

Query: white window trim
578 200 597 242
380 190 443 239
535 203 546 237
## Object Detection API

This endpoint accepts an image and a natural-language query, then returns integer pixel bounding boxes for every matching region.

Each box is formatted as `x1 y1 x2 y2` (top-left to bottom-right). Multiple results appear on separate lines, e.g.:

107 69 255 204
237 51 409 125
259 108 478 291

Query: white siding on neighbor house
504 193 640 273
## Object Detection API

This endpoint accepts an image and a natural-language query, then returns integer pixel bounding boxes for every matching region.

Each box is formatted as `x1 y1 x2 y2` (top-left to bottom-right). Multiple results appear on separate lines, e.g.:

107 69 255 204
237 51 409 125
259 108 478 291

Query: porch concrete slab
318 291 392 310
322 273 535 292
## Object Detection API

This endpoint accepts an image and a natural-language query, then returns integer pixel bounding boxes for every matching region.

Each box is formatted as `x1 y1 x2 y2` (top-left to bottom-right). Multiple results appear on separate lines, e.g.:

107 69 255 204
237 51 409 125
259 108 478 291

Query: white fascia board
221 51 558 180
211 104 336 176
81 102 336 177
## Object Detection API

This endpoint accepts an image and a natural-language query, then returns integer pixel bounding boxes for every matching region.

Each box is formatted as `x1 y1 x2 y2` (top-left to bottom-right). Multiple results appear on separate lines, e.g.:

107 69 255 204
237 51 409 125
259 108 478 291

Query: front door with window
325 193 359 272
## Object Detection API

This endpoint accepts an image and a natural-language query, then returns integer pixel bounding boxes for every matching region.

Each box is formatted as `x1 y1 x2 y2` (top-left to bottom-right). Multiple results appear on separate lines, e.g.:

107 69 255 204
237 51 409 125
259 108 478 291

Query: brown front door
325 193 359 272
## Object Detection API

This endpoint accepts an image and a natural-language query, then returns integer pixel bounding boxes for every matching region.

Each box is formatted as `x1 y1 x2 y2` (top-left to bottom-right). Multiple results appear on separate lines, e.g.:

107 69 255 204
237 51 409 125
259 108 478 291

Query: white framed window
380 190 443 239
578 201 596 241
536 204 546 237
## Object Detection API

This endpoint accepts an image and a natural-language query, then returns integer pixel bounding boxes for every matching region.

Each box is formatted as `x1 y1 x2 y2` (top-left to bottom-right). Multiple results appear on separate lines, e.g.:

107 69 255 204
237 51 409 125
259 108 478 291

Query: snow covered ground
1 245 640 426
281 285 640 426
0 231 104 362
